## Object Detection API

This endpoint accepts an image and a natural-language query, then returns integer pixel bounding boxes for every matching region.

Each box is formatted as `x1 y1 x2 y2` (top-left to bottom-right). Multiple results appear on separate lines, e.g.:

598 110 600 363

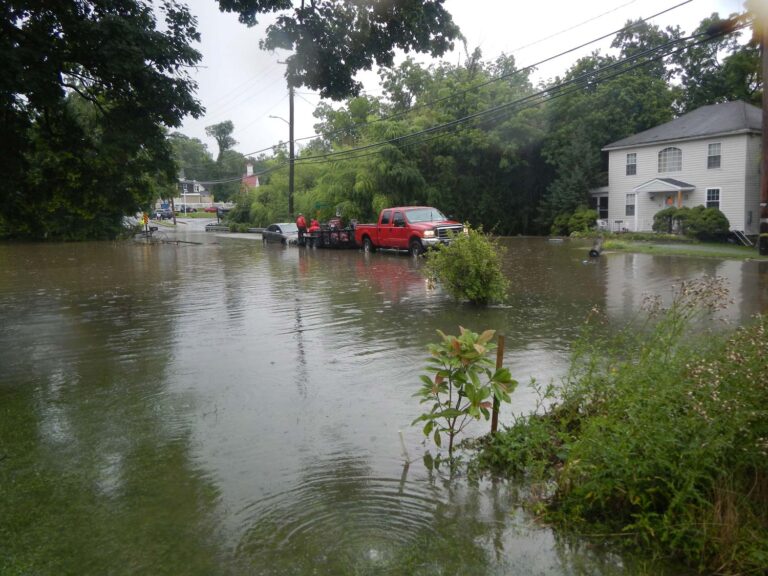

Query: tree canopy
0 0 203 239
226 11 759 236
214 0 461 98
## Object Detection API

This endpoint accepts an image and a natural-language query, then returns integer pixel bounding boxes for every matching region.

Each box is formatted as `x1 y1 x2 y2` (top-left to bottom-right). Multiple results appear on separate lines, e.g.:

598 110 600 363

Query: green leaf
433 430 442 447
423 420 434 436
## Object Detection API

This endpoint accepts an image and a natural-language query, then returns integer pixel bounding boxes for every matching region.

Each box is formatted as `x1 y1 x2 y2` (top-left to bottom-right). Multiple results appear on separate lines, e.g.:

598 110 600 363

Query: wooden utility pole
760 16 768 255
289 84 295 218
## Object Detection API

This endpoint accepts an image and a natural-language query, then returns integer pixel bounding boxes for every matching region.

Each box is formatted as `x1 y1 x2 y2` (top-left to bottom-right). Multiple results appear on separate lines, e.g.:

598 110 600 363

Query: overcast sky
178 0 746 165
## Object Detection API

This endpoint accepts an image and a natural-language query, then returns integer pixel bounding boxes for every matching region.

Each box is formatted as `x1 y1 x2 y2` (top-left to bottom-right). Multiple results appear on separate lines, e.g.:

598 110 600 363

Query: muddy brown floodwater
1 226 766 575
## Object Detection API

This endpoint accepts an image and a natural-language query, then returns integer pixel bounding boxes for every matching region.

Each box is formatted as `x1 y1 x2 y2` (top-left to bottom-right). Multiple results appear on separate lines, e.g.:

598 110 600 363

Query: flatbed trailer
305 227 357 249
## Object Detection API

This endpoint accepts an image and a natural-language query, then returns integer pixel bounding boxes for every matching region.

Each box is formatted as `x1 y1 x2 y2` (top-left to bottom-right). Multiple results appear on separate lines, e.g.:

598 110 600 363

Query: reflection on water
1 233 763 575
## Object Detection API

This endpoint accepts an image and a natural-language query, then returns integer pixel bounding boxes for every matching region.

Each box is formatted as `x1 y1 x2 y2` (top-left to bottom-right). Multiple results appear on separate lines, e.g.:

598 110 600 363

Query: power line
507 0 639 53
287 22 749 168
289 35 695 163
233 0 693 159
289 0 694 145
203 61 281 111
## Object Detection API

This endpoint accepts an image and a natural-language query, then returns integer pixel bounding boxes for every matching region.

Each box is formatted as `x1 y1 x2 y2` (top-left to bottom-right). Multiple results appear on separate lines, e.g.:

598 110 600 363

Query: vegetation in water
472 277 768 574
413 327 517 455
423 226 508 305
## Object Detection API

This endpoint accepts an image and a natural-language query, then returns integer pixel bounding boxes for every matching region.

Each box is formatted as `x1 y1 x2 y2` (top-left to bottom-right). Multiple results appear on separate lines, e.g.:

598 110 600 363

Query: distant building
173 179 213 208
242 163 260 189
596 101 762 235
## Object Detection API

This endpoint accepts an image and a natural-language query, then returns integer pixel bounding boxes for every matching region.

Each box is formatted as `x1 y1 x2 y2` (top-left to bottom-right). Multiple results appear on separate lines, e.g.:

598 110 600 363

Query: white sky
178 0 746 162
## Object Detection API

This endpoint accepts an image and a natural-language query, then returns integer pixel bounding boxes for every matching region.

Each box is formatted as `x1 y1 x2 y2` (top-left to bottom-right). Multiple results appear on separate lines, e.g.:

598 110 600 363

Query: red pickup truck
354 206 464 256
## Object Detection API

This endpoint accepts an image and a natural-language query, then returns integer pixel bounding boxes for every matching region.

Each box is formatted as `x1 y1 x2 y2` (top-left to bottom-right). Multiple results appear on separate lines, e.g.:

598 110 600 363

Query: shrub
550 213 571 236
652 205 730 241
652 206 678 233
550 207 597 236
423 226 508 305
413 327 516 454
567 207 598 235
685 205 730 241
474 278 768 574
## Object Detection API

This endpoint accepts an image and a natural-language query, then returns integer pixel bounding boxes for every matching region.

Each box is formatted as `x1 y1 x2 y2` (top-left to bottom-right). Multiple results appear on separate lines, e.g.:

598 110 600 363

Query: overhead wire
286 20 750 168
287 0 694 146
233 0 694 159
187 7 748 183
186 20 743 185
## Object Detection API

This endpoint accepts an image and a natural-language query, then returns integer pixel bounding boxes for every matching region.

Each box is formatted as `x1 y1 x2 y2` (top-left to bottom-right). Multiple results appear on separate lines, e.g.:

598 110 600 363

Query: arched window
658 147 682 172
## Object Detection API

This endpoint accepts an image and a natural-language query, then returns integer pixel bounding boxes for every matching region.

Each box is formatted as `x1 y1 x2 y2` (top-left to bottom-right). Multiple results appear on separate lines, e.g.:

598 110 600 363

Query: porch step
732 230 753 247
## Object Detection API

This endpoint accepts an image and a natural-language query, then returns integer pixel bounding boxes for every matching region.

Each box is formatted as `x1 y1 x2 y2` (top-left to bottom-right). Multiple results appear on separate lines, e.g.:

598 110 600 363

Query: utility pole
760 13 768 255
289 84 295 218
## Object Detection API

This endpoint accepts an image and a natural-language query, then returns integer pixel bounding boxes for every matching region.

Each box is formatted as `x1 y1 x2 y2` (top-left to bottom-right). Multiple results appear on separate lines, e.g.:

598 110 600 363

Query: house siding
607 134 754 232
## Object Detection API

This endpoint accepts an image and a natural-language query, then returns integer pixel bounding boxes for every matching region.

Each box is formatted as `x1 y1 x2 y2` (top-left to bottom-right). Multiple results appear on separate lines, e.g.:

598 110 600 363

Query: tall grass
474 278 768 574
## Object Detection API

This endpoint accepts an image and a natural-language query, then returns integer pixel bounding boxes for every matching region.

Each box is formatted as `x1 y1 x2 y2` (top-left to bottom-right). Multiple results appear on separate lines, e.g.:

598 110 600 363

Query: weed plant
474 278 768 574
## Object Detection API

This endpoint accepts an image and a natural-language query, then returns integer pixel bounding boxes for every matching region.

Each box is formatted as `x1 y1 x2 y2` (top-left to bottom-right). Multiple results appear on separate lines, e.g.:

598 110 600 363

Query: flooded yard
1 229 766 575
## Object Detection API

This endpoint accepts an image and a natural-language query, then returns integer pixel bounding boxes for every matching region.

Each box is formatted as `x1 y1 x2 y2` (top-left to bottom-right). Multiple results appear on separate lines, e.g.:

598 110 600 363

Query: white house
597 101 762 236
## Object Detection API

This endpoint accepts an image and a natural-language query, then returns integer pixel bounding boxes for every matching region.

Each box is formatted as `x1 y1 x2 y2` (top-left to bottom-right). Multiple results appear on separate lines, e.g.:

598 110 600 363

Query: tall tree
205 120 238 161
214 0 460 98
672 13 760 112
0 0 203 239
169 132 216 181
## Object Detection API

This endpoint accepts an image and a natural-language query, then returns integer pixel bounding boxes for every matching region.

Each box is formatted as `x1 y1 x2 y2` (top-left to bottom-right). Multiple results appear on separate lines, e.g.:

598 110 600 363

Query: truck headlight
423 229 435 238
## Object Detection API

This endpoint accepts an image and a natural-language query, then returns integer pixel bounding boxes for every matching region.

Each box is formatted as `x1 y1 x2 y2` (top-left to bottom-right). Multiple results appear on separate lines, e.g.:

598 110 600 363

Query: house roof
633 178 695 194
603 101 761 151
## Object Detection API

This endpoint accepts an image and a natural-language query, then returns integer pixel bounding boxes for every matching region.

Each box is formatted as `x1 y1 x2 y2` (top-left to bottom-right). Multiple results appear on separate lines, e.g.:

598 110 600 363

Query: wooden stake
491 334 505 434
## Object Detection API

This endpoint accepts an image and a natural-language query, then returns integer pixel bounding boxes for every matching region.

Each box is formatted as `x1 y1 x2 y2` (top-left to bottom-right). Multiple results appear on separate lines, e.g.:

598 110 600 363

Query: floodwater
1 223 766 575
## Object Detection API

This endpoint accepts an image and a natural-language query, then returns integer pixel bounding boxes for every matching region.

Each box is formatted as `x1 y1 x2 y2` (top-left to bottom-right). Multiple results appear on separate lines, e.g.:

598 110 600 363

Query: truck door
378 209 393 247
391 210 408 249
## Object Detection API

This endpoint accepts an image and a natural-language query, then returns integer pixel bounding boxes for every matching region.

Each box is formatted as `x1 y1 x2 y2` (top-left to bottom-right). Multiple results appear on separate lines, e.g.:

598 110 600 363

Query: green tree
169 132 217 181
0 0 203 240
205 120 238 161
214 0 460 99
671 13 759 112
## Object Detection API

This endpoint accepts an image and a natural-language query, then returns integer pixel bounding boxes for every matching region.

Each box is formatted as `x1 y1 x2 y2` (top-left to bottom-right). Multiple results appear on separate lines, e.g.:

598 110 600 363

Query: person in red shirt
295 213 307 246
306 218 320 248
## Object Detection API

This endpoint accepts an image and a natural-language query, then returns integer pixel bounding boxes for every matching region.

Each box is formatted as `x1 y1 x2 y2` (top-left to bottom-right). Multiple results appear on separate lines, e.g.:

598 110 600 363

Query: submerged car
262 222 299 245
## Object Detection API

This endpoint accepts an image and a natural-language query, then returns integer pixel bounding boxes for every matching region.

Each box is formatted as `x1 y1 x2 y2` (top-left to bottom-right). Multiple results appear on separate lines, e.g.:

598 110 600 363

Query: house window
706 188 720 209
590 196 609 219
626 153 637 175
625 193 636 216
658 147 682 172
707 143 721 169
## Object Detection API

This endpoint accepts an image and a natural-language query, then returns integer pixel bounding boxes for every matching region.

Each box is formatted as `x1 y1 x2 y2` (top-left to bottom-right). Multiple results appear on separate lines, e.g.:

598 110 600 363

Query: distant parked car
176 205 196 214
203 206 218 213
262 223 299 245
155 208 174 220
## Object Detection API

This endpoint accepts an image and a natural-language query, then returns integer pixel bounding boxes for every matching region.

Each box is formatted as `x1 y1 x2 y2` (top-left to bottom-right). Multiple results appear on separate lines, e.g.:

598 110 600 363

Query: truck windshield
405 208 447 223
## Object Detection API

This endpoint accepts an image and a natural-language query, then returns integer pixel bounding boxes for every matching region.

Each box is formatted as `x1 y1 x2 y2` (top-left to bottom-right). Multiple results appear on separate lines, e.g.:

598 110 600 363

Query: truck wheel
409 238 424 257
362 237 375 253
